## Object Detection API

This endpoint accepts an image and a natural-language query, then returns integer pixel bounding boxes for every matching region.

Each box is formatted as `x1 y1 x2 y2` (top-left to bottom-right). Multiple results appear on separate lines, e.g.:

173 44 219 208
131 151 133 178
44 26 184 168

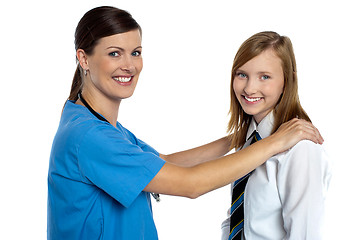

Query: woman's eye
109 52 120 57
132 51 141 57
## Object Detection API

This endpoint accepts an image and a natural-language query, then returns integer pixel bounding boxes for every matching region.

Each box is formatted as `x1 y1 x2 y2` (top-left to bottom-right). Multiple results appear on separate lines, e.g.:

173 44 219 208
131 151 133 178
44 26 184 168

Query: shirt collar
246 111 275 141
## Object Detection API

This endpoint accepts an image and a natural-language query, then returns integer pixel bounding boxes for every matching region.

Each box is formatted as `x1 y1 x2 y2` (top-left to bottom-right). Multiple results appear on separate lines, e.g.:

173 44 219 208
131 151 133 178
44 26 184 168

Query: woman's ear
76 49 89 71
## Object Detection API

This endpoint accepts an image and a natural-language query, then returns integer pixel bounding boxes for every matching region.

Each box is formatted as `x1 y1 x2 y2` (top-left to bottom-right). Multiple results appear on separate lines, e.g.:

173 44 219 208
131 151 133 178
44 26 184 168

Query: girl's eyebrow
236 68 247 73
258 71 272 75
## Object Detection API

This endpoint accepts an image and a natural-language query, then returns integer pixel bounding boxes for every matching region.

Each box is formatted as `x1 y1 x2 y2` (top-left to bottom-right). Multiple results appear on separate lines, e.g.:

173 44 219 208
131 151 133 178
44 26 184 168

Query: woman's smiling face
233 49 284 123
83 29 143 101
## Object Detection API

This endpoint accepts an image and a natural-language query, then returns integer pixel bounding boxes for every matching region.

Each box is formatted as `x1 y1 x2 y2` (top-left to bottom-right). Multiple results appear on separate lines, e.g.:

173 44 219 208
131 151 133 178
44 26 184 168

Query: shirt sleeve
120 124 160 156
136 138 159 156
77 124 165 208
220 209 231 240
277 140 332 239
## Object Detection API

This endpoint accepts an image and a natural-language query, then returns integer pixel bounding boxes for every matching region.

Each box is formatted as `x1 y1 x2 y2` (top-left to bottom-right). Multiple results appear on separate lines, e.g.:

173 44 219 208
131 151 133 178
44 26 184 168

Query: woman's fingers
295 119 324 144
273 118 324 153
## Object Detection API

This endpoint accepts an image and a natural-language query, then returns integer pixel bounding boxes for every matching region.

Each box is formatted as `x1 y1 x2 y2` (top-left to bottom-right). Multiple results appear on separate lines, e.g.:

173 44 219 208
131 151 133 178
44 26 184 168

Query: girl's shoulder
291 140 326 154
276 140 329 165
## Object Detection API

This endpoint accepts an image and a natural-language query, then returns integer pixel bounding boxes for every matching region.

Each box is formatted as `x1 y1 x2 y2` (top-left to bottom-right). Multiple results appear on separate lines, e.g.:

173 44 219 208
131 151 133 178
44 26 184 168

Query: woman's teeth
245 96 261 102
113 76 132 83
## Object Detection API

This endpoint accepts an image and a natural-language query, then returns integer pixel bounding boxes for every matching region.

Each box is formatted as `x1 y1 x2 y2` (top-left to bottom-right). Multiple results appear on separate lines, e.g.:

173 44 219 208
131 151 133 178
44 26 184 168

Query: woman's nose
120 55 135 72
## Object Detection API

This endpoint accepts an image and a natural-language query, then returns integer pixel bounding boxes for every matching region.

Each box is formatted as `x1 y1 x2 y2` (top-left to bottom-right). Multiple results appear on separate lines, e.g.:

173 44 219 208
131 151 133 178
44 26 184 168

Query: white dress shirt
221 112 332 240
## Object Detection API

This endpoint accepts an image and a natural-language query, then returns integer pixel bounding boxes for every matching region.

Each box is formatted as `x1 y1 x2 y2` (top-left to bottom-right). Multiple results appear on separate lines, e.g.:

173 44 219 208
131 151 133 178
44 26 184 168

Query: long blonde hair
228 31 310 150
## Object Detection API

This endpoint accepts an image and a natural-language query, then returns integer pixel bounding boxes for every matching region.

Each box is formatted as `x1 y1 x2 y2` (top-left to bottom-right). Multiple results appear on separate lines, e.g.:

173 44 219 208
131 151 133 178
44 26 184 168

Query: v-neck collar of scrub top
71 100 125 131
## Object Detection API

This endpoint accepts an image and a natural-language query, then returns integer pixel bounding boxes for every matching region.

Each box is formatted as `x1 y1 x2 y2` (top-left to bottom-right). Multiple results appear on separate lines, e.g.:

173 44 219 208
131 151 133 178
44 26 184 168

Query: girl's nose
244 79 257 95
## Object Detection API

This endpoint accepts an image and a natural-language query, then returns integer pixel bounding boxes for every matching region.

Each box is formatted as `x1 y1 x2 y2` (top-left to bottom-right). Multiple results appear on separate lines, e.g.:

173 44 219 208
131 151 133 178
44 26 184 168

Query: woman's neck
76 91 120 127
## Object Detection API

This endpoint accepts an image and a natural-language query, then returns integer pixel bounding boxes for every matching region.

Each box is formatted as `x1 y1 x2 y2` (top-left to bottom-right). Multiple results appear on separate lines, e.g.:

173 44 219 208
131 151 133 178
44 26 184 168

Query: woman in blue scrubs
47 6 323 240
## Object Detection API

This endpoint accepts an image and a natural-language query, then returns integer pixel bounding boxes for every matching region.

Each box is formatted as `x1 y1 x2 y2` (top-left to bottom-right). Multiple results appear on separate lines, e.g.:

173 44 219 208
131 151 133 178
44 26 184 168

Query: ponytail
63 64 83 112
69 64 83 101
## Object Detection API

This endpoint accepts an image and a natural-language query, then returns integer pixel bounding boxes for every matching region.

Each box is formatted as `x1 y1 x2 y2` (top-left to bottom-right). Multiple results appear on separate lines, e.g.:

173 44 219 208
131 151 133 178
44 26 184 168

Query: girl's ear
76 49 89 71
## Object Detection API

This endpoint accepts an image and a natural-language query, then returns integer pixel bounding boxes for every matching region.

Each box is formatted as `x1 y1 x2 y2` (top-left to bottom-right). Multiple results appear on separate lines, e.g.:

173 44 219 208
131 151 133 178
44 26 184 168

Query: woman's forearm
146 118 323 198
160 136 232 167
185 138 276 198
146 136 277 199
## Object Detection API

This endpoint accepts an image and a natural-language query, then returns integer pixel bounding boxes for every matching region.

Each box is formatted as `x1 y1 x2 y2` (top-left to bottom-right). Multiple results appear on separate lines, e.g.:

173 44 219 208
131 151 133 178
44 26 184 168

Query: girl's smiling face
233 49 284 124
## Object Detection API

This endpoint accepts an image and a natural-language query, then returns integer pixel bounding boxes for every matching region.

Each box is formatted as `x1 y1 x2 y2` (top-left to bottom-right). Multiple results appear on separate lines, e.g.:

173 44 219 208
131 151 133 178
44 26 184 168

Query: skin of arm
159 136 232 167
144 118 323 199
147 137 276 199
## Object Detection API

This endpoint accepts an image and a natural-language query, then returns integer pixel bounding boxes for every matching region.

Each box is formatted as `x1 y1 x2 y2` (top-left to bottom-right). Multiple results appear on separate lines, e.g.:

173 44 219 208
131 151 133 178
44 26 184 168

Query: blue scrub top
47 101 165 239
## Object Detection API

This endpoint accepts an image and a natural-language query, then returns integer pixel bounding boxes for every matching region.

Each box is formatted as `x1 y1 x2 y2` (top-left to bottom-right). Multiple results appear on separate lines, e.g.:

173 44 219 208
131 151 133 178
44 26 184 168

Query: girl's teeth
245 96 261 102
113 77 132 82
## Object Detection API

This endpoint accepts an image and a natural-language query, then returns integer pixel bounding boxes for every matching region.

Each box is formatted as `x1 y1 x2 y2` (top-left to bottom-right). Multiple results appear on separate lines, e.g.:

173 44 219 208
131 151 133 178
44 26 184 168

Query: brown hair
68 6 142 101
228 31 311 150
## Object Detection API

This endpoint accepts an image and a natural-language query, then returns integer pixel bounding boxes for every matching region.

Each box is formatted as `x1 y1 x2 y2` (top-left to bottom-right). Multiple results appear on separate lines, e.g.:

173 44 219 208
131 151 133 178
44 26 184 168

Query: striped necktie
228 131 262 240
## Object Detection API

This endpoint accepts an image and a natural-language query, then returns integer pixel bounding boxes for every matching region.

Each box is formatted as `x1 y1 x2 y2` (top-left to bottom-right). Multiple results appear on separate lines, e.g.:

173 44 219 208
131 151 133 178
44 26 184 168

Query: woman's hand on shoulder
268 118 324 154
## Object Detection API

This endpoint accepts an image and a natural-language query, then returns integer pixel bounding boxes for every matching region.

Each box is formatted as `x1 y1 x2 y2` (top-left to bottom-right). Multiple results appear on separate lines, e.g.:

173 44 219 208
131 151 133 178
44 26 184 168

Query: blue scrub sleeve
119 124 160 156
77 125 165 208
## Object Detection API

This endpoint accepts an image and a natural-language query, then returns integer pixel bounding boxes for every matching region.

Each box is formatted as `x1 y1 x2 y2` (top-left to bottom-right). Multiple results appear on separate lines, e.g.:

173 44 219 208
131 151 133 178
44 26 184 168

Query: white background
1 0 360 239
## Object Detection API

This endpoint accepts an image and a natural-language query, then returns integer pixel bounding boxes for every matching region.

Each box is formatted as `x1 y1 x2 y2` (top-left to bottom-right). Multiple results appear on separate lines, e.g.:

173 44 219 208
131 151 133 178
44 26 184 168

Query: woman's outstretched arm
145 118 323 199
160 118 323 167
159 136 231 167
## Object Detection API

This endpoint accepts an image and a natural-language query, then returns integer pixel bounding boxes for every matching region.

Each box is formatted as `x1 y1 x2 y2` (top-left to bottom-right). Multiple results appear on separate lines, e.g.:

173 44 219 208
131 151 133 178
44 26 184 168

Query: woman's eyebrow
106 46 142 51
106 46 124 51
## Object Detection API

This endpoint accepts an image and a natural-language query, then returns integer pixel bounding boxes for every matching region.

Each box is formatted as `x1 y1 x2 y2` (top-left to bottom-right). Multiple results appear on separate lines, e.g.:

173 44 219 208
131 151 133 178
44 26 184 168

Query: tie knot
250 131 262 145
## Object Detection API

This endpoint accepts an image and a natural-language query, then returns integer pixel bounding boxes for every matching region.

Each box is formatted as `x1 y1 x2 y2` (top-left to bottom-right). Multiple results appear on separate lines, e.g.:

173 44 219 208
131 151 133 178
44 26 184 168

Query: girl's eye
261 75 270 80
237 72 247 79
132 51 141 57
109 52 120 57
